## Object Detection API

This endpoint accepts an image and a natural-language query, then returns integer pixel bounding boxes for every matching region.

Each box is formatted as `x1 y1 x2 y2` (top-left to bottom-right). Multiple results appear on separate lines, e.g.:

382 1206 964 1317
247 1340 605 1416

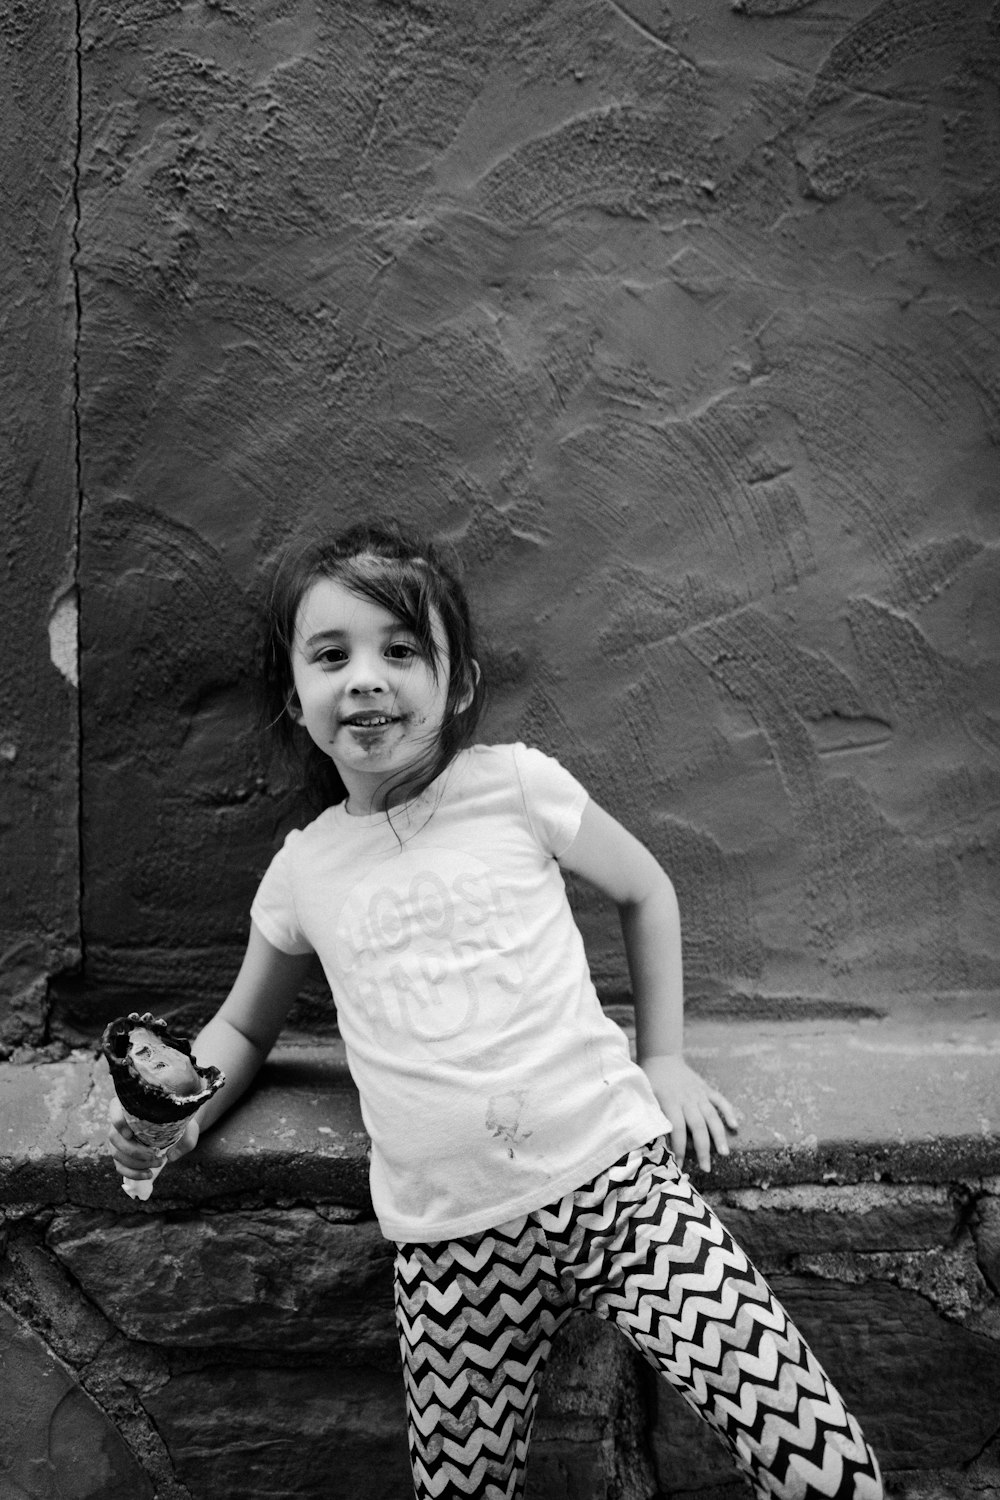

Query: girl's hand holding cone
106 1096 201 1199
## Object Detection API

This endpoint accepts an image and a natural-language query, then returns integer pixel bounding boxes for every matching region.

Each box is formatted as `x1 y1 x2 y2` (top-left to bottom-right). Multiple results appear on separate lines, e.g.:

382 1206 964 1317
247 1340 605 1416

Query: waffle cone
120 1109 191 1156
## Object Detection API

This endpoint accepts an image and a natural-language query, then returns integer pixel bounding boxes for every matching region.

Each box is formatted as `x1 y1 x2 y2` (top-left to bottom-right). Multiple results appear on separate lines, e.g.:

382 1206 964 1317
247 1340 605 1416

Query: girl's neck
342 768 432 818
341 752 461 820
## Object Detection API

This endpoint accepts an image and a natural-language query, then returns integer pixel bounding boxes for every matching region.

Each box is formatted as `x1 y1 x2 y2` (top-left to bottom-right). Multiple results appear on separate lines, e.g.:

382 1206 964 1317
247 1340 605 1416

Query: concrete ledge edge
1 1015 998 1210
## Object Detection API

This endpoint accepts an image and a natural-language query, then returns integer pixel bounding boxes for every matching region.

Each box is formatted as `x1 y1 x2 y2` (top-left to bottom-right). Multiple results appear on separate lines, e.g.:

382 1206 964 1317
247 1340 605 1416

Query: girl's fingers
110 1148 161 1178
108 1122 152 1154
665 1082 740 1171
106 1140 158 1181
115 1162 156 1182
687 1102 734 1171
709 1088 740 1132
705 1103 731 1160
107 1121 162 1169
689 1106 728 1170
105 1096 162 1181
670 1118 688 1167
689 1117 712 1171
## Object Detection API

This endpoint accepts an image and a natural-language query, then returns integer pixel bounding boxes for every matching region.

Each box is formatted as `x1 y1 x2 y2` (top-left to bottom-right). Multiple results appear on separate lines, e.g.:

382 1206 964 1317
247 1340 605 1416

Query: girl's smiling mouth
341 712 400 730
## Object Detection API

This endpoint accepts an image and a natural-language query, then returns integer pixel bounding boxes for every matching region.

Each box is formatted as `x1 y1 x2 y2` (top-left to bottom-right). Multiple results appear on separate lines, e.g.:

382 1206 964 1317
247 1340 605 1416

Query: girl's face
289 576 455 814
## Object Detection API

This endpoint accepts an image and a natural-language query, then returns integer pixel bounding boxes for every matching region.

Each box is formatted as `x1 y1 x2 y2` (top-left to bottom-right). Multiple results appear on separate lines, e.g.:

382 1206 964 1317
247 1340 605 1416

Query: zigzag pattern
395 1222 568 1498
394 1139 883 1500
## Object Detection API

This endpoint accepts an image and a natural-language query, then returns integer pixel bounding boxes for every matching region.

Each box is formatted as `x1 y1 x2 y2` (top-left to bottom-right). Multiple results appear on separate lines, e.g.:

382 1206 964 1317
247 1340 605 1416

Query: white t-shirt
250 743 670 1242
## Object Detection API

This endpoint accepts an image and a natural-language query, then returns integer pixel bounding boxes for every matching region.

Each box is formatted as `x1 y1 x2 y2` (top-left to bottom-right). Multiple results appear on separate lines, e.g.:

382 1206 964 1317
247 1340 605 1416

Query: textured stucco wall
0 2 81 1047
33 0 1000 1032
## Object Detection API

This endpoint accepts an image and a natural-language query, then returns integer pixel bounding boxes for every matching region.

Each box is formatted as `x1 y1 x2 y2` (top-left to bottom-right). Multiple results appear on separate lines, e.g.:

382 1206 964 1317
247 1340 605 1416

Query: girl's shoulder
465 740 569 773
461 743 588 828
464 741 593 858
461 741 570 791
272 802 344 854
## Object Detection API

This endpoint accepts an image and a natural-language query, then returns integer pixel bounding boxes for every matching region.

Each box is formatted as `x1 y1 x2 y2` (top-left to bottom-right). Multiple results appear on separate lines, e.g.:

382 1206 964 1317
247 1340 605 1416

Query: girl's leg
540 1139 883 1500
393 1220 571 1500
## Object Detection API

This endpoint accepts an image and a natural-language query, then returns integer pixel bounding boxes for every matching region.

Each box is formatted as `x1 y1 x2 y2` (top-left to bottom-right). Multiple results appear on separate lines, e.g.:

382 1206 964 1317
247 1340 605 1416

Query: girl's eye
315 647 348 665
386 641 420 661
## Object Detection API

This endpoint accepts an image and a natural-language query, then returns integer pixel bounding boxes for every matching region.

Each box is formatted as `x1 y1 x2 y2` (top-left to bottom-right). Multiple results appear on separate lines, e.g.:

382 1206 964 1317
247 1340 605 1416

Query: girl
108 521 883 1500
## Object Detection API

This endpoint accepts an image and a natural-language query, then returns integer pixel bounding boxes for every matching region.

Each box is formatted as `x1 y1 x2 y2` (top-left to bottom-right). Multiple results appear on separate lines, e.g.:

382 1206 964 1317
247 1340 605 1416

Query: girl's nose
345 653 389 695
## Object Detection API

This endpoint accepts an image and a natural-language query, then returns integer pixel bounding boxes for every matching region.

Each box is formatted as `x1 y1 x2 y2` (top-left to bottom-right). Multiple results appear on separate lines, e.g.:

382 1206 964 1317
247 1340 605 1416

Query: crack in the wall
67 0 85 1018
605 0 676 56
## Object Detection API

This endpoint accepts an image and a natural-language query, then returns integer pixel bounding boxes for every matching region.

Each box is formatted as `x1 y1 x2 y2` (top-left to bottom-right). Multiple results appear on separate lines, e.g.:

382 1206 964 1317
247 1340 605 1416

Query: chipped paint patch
48 588 79 689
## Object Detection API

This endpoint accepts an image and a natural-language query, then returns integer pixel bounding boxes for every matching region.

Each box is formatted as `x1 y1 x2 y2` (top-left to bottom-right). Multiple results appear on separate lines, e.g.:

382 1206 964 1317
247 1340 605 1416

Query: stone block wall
1 1034 998 1499
3 1160 999 1498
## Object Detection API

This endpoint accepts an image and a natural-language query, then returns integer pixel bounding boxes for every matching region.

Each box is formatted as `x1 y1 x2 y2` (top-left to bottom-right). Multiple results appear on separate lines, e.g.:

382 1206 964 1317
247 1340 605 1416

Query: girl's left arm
559 799 739 1171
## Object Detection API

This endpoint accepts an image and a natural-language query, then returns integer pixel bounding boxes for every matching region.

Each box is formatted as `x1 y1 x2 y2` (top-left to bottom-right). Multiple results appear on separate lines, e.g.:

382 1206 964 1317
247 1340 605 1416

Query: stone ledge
1 1010 998 1210
2 1012 999 1500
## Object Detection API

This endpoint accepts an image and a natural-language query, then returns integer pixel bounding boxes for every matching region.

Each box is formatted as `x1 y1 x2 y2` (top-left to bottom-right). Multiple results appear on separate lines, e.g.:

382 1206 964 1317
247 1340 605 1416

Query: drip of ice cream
127 1027 203 1097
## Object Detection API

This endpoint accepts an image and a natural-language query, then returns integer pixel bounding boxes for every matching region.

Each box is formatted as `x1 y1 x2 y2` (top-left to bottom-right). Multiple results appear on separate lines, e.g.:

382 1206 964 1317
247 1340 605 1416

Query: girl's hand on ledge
106 1096 200 1186
640 1053 739 1172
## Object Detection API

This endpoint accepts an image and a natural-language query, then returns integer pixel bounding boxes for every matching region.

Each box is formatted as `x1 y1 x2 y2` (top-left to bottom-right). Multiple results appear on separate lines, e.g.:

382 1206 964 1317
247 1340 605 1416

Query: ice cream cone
100 1012 224 1200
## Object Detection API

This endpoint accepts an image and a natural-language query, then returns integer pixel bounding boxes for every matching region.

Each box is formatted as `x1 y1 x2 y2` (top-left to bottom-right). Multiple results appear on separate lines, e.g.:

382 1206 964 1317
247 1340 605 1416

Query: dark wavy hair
260 519 487 810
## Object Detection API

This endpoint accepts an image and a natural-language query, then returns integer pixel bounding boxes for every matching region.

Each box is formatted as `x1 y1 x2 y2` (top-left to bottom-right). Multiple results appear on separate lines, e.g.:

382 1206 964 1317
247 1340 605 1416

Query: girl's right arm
106 922 315 1190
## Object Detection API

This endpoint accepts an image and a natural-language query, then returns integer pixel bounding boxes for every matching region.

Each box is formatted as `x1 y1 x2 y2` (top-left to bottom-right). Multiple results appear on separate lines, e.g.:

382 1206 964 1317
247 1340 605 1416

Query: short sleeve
511 744 589 857
249 834 315 956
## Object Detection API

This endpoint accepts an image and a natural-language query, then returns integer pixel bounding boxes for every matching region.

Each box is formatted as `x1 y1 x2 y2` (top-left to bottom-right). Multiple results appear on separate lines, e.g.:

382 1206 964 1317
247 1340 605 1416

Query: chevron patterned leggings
393 1138 883 1500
